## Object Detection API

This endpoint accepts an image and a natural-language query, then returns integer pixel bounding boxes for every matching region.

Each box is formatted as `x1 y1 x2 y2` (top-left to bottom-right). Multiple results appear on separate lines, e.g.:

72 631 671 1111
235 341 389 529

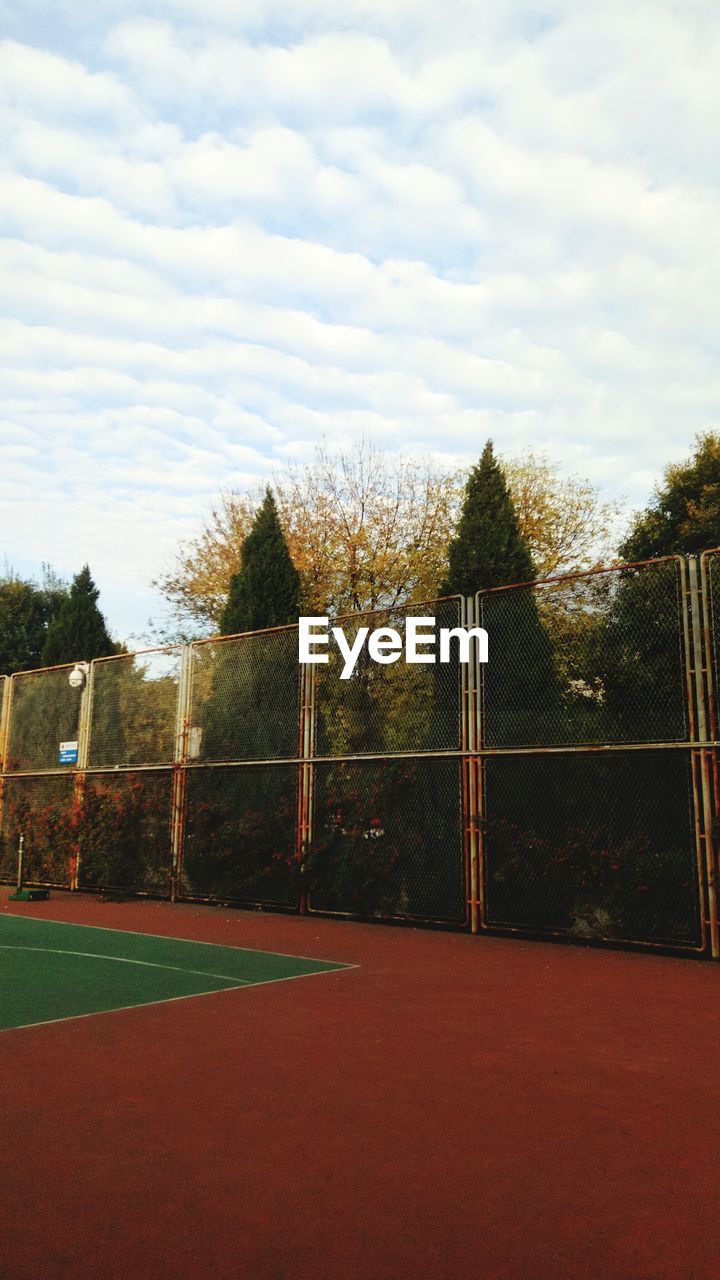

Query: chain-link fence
482 749 700 947
188 628 300 762
181 763 299 907
88 649 182 768
307 757 465 923
1 561 719 956
314 599 463 756
5 665 83 773
477 559 688 748
0 773 75 887
472 557 707 952
77 771 174 895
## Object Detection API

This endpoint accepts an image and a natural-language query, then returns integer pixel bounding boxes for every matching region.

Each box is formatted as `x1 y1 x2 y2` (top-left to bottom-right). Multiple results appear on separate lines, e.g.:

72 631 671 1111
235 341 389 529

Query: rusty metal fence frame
1 557 720 955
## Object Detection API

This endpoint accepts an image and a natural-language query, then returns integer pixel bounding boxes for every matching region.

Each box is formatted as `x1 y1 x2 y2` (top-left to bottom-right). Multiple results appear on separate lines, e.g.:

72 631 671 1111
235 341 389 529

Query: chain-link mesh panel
307 758 465 922
0 773 75 886
5 666 82 772
483 749 701 947
315 599 463 756
77 770 174 895
0 675 7 767
189 629 300 762
88 649 181 768
180 764 299 906
478 560 688 748
704 551 720 733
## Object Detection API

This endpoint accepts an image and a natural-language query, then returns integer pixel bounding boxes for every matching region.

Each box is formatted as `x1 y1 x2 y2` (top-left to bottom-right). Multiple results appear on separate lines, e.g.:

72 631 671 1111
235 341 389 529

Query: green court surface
0 915 349 1033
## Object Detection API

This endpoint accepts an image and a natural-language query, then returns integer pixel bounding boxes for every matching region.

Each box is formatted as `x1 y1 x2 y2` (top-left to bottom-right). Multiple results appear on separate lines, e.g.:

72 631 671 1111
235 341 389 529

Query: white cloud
1 1 720 638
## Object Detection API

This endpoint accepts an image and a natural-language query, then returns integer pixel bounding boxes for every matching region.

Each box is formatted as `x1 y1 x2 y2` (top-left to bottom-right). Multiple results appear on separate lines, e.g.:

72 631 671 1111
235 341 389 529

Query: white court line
0 945 253 985
0 983 250 1035
2 912 354 968
0 943 358 1036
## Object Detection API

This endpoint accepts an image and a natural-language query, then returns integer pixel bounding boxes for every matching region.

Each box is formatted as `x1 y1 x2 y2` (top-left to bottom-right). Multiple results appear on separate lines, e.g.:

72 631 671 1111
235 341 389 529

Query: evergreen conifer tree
440 440 560 747
199 489 302 898
442 441 535 594
440 444 566 930
204 484 300 762
219 488 301 635
41 565 115 665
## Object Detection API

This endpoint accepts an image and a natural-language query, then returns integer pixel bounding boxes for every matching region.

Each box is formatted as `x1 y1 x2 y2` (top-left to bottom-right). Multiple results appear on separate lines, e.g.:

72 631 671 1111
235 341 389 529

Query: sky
1 0 719 642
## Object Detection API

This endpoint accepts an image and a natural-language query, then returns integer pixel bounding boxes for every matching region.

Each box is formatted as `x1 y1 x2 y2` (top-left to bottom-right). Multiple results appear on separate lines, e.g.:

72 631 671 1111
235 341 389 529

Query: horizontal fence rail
2 559 720 957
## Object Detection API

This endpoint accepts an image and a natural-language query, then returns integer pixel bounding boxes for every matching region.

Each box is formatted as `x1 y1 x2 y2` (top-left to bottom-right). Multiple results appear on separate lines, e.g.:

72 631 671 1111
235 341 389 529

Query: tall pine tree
441 445 565 932
200 489 300 761
442 441 535 593
441 440 560 746
41 565 115 665
192 488 302 902
219 488 301 635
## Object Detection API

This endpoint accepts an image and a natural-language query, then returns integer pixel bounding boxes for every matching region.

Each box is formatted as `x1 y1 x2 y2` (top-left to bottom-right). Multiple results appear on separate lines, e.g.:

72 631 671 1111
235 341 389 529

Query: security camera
68 662 89 689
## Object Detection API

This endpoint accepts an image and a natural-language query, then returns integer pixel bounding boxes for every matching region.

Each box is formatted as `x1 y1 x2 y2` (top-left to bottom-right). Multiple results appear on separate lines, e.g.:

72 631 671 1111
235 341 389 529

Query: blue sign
59 741 78 765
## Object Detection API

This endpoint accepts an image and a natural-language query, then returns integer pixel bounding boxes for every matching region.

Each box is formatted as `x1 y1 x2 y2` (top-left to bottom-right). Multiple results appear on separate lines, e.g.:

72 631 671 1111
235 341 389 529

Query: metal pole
0 676 8 770
71 664 93 891
687 558 718 958
462 596 479 934
0 676 12 861
473 593 487 932
16 831 24 892
296 661 307 912
170 644 192 903
700 553 720 961
297 660 316 915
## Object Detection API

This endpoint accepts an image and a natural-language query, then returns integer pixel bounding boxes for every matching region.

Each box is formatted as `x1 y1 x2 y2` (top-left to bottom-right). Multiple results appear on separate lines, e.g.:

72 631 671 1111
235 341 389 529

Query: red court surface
2 892 719 1280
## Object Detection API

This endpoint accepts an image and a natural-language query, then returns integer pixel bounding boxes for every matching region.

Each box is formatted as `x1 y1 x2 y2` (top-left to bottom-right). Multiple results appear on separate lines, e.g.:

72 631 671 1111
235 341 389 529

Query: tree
199 490 300 765
154 438 456 635
442 441 535 593
441 441 563 749
620 432 720 561
275 438 454 615
503 450 620 577
0 566 68 675
219 488 301 635
41 565 115 666
154 436 621 637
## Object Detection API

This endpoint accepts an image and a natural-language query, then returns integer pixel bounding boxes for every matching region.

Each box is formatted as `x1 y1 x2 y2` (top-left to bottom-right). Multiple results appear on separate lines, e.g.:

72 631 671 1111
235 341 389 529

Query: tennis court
0 914 349 1032
2 892 720 1280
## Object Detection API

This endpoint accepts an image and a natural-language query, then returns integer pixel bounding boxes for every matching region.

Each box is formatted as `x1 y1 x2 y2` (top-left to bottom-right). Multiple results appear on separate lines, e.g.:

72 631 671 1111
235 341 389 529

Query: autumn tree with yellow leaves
153 437 620 637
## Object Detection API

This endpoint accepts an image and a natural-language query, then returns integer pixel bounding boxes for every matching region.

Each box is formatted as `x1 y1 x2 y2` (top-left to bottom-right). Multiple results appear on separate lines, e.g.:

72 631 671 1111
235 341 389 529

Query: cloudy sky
1 0 719 640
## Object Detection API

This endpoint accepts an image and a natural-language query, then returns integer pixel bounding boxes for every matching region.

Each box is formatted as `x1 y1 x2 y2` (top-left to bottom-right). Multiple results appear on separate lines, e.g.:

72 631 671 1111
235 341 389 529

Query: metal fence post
297 660 315 914
686 557 718 958
462 596 480 933
169 644 192 903
473 594 486 931
0 676 12 855
70 662 93 891
699 553 720 951
0 676 8 768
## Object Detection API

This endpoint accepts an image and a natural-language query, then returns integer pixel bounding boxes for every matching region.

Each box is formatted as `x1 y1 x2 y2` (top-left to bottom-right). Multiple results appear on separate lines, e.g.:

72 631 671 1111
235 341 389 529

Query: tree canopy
0 566 68 675
620 432 720 561
442 441 536 593
41 565 115 666
154 437 615 636
219 487 301 635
